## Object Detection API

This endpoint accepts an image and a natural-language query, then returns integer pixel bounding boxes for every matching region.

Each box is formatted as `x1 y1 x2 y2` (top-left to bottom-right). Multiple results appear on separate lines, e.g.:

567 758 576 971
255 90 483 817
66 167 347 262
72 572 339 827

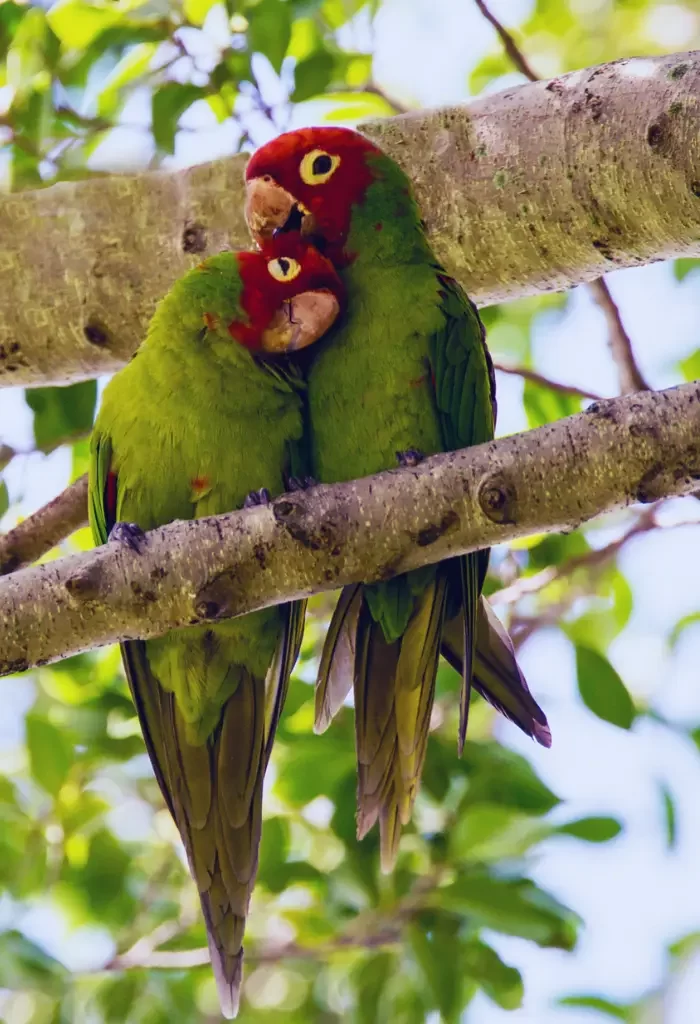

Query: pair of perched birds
89 127 551 1018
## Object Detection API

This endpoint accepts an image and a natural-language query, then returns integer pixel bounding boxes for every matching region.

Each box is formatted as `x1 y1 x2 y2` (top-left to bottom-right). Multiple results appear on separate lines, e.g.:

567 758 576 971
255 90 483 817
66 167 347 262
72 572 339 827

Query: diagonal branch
492 362 602 402
472 0 540 81
0 475 88 575
472 0 651 395
0 365 598 580
2 50 700 387
1 382 699 676
587 278 650 393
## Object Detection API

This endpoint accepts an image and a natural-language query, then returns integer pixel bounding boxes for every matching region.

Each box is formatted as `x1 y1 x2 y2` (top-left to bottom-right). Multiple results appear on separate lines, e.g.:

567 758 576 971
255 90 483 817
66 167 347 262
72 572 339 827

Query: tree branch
0 476 88 575
2 51 700 387
587 277 650 393
1 382 699 675
472 0 541 81
492 362 602 401
472 0 651 395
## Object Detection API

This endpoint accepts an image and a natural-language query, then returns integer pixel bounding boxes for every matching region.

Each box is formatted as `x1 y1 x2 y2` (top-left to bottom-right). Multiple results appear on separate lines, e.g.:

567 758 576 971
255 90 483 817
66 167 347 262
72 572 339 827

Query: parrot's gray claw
284 474 316 493
396 448 425 468
109 521 147 553
244 487 272 509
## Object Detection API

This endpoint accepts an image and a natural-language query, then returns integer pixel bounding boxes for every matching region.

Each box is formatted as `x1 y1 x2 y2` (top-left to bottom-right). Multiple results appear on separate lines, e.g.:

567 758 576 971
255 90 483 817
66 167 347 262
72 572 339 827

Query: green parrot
245 127 551 871
88 235 343 1017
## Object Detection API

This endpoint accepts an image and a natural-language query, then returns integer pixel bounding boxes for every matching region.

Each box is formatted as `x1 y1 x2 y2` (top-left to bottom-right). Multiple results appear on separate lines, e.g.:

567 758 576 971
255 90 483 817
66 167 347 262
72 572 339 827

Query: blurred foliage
1 0 700 1022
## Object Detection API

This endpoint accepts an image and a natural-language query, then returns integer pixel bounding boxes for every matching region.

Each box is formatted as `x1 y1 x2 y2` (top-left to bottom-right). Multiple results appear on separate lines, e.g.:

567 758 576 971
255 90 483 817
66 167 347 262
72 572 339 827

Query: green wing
429 272 494 755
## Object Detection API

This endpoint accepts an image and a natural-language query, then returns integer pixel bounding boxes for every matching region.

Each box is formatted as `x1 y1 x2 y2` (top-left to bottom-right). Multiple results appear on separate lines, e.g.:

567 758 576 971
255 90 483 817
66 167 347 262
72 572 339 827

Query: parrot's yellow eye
299 149 341 186
267 256 302 282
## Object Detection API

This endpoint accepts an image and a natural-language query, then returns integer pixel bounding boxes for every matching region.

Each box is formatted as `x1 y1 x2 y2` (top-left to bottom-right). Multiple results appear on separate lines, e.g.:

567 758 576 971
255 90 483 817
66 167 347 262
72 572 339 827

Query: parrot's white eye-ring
267 256 302 282
299 149 341 186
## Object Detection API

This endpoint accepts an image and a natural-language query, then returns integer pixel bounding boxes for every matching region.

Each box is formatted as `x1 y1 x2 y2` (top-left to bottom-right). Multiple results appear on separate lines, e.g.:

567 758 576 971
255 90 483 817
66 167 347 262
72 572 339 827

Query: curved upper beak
245 177 314 244
260 290 341 354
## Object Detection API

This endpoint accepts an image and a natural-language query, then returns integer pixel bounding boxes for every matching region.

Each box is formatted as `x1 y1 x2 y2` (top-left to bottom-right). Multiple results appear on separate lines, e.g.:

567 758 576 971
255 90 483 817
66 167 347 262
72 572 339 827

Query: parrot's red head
233 233 345 353
245 127 390 265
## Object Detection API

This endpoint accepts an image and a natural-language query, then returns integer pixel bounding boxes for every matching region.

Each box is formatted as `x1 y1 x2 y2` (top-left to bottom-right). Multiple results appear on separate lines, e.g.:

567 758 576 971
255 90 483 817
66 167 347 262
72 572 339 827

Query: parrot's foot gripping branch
243 488 272 509
108 521 147 553
396 448 425 468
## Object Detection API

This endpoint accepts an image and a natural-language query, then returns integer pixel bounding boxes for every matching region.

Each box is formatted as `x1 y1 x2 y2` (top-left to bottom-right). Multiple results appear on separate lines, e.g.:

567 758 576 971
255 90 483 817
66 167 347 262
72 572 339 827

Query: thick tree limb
0 361 592 573
1 382 699 675
2 51 700 387
0 475 88 575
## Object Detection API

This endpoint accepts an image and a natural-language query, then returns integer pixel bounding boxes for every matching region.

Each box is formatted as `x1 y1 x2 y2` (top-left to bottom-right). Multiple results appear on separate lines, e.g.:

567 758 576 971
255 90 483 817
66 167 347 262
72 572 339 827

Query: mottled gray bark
1 51 699 388
1 381 699 675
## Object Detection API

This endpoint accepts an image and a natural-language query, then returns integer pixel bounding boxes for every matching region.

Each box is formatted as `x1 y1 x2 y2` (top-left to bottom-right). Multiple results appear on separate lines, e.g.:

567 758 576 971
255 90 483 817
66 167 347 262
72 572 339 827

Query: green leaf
47 0 124 49
97 41 158 118
461 743 560 815
353 952 395 1024
25 380 97 453
0 930 67 994
248 0 292 73
465 940 523 1010
431 872 579 950
523 377 581 428
97 972 145 1022
0 480 8 519
184 0 220 26
25 713 74 796
152 83 207 154
257 816 290 892
558 994 629 1020
450 804 551 862
292 47 336 102
81 828 131 921
674 258 700 283
575 645 635 729
556 816 623 843
680 349 700 382
407 917 462 1023
670 611 700 648
660 784 677 850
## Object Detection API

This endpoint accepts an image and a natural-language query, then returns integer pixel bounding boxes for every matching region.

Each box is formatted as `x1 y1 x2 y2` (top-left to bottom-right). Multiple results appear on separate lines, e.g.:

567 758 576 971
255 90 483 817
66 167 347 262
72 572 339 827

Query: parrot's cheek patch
245 177 306 242
260 291 340 354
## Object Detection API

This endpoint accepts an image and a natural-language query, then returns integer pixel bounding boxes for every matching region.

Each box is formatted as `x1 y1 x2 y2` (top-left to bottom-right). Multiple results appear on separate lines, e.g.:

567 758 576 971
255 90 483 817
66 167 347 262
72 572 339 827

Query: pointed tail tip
534 719 553 749
210 943 243 1020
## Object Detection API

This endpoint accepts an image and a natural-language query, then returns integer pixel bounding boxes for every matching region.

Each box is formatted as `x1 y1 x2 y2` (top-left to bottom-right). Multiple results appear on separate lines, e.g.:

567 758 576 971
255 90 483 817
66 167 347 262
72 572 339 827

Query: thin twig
473 0 650 395
473 0 540 82
492 504 660 606
0 474 88 575
587 278 650 393
493 362 602 402
104 870 442 973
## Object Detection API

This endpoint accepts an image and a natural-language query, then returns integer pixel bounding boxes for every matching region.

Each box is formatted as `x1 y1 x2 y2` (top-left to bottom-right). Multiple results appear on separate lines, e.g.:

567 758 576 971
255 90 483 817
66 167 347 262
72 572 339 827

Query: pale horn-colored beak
245 177 313 245
260 290 340 354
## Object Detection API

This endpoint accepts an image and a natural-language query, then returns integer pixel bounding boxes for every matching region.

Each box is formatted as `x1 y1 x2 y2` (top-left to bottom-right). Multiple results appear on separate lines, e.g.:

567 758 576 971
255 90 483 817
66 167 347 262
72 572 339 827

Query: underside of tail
441 596 551 748
120 602 304 1018
353 577 447 872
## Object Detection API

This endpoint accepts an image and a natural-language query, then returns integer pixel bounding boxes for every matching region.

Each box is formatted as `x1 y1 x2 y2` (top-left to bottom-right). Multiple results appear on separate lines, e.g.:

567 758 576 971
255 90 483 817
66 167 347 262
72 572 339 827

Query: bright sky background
3 1 700 1021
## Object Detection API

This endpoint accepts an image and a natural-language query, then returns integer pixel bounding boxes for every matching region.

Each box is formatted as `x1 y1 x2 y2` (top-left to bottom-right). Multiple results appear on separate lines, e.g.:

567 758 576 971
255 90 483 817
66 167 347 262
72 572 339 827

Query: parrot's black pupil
312 154 333 176
278 258 290 276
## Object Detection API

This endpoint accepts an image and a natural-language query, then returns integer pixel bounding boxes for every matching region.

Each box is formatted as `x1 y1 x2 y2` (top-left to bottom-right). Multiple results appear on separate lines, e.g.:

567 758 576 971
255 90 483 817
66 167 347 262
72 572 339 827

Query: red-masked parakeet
88 235 343 1016
245 127 550 872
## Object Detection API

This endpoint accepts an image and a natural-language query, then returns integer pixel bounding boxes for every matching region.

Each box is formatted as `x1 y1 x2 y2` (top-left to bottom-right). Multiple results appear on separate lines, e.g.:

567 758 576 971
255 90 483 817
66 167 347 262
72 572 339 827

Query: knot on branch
478 473 517 524
65 565 104 600
273 496 343 555
194 572 238 621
